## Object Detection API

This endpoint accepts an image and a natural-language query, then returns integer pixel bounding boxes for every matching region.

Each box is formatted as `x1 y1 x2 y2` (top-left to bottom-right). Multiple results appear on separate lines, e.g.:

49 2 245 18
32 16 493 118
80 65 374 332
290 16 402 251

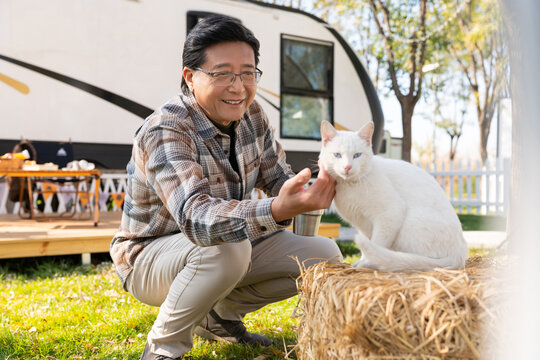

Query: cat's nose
344 165 352 174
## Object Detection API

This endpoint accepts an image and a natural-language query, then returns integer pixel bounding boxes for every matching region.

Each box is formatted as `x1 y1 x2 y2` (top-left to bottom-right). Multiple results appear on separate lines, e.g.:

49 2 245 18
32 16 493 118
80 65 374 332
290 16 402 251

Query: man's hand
271 163 336 223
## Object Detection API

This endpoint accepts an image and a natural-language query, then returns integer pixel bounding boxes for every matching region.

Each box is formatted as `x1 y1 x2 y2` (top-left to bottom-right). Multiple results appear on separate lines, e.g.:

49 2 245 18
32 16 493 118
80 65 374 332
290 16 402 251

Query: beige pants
125 230 342 358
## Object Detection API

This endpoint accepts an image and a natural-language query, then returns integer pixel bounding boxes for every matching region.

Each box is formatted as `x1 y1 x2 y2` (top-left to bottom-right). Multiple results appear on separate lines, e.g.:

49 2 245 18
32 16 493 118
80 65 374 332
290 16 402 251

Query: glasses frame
195 67 263 86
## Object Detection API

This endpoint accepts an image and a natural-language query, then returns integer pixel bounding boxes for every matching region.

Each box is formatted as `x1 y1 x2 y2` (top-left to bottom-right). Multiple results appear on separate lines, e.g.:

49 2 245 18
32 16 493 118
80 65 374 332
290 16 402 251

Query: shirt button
260 226 267 232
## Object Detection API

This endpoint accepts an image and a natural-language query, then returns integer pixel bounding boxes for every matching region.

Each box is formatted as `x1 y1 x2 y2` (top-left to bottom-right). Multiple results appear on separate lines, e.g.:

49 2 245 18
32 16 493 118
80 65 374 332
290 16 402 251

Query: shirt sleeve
141 123 288 247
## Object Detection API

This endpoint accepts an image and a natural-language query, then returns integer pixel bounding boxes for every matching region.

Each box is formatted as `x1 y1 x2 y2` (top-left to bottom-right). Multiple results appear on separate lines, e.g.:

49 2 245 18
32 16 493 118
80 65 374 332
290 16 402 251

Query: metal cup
293 209 325 236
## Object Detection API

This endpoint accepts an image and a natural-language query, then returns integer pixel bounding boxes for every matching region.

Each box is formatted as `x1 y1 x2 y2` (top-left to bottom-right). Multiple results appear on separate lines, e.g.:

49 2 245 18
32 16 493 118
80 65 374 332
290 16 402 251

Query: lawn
0 211 503 359
0 255 299 360
322 213 507 231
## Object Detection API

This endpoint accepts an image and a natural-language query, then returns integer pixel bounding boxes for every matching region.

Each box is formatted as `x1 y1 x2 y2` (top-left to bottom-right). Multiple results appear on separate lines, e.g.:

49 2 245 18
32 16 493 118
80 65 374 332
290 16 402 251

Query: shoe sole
194 326 234 344
194 326 272 348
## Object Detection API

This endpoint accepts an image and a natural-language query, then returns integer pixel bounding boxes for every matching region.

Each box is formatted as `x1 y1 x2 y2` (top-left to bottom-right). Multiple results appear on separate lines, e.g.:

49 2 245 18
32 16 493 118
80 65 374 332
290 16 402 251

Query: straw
295 256 506 360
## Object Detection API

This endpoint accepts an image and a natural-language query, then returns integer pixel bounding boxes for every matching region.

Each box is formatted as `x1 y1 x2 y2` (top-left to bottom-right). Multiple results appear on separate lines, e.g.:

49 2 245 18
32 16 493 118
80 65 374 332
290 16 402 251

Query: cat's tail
353 233 467 272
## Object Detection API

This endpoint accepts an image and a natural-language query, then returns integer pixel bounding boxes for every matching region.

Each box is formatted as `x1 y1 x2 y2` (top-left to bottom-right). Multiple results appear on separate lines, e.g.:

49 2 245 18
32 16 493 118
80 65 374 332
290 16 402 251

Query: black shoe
140 341 183 360
194 310 273 347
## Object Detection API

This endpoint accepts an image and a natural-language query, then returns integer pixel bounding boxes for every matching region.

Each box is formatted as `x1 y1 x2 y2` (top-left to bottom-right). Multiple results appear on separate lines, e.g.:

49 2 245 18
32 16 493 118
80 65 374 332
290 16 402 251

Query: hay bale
296 257 505 360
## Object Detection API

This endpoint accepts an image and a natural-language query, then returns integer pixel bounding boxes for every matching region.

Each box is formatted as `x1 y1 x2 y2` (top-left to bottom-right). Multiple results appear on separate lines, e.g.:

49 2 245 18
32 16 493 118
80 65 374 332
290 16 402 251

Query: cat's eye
333 153 342 158
353 153 362 159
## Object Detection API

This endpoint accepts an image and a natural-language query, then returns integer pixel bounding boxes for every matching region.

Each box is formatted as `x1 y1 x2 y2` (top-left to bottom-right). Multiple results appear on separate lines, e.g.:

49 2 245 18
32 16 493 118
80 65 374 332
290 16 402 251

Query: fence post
466 160 472 214
503 158 511 216
485 159 491 215
457 161 463 213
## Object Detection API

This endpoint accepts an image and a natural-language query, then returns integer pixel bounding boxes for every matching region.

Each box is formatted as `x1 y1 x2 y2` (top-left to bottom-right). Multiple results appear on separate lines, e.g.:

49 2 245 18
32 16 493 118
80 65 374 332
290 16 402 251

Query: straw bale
295 256 506 360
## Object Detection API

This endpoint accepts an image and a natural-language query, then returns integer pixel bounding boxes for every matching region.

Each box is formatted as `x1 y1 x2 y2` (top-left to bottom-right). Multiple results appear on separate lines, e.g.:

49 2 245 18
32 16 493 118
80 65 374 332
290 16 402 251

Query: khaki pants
125 230 342 358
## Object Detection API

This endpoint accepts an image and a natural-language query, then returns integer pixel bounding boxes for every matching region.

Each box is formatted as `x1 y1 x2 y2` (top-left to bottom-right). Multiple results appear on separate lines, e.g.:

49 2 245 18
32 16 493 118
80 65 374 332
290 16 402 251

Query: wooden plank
0 236 112 258
0 212 341 260
0 212 119 259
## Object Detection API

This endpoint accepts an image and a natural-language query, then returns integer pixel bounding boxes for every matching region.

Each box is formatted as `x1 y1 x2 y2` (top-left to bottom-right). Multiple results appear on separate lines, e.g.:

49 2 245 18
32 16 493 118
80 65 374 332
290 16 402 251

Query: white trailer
0 0 384 171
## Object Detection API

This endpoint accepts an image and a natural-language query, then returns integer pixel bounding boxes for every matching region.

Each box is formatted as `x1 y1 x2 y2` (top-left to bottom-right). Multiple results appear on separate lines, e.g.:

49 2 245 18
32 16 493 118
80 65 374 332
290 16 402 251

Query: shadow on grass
0 252 112 279
187 333 298 360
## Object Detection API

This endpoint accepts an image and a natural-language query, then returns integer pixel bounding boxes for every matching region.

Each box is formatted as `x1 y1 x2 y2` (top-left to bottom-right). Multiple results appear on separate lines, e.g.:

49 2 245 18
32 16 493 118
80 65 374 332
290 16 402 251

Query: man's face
184 41 258 126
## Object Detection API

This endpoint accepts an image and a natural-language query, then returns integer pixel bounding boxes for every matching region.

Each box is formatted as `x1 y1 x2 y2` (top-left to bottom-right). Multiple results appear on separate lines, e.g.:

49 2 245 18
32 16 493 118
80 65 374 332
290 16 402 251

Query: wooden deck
0 212 340 260
0 212 120 259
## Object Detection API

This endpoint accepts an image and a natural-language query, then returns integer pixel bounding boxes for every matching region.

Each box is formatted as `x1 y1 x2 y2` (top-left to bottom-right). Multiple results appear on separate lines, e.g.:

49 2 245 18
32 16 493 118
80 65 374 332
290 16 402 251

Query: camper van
0 0 384 171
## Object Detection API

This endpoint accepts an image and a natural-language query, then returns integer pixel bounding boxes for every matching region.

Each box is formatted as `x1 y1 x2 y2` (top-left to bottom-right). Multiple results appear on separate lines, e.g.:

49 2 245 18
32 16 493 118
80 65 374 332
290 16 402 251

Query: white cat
319 120 468 272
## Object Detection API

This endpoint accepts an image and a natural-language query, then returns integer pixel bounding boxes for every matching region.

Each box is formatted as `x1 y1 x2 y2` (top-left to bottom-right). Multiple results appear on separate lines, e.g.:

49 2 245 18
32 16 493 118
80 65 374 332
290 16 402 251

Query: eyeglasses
195 67 263 86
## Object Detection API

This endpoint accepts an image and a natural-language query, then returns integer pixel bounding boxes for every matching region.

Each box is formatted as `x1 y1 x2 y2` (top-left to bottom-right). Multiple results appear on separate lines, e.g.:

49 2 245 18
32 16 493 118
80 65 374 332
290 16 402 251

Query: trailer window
281 35 333 140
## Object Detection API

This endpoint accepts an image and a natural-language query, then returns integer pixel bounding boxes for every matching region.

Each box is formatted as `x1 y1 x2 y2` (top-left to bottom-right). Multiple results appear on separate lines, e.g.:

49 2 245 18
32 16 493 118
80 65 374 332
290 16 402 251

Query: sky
380 95 512 163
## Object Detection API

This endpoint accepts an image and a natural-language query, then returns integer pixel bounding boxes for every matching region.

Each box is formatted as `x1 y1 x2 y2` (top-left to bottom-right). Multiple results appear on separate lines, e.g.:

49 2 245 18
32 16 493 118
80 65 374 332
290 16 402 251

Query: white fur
319 121 468 272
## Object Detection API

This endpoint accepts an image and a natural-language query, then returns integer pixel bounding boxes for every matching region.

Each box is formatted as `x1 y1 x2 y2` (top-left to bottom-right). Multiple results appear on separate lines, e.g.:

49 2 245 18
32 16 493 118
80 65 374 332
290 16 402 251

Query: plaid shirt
110 92 295 286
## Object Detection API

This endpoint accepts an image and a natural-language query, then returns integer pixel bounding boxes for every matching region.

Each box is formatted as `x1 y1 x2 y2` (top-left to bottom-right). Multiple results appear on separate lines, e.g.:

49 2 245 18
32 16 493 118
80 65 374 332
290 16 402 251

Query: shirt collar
181 91 219 141
181 91 244 141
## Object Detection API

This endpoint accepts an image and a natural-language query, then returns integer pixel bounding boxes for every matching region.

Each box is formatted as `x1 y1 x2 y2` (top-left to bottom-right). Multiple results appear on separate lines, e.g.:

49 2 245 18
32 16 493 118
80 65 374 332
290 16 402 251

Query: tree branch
368 0 404 100
414 0 428 103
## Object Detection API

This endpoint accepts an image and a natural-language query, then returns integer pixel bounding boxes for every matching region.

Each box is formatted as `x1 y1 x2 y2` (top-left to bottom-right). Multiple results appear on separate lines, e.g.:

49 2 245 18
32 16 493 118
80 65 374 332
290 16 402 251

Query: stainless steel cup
293 209 325 236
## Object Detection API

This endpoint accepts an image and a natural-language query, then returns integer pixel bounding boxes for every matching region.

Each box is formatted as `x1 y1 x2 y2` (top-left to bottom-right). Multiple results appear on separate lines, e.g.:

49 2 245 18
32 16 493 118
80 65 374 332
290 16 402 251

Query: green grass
457 214 506 231
0 256 299 360
320 213 350 228
0 211 504 360
323 213 506 231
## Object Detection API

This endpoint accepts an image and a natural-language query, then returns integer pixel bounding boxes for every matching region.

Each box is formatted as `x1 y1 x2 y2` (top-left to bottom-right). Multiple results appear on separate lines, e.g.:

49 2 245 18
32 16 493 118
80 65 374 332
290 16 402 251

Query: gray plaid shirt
110 92 295 285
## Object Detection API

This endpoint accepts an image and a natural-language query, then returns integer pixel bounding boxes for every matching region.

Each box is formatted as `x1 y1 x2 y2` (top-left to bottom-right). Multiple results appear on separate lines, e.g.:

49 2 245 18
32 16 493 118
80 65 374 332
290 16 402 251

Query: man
110 15 342 360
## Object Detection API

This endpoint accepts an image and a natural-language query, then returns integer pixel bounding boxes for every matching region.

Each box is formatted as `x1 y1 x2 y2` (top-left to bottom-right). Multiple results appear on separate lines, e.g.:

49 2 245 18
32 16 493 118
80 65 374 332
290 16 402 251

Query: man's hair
181 15 260 93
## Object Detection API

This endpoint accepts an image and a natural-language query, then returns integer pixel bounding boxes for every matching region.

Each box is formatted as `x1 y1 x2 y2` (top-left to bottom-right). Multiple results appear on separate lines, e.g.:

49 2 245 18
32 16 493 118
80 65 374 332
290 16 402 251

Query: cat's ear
357 122 374 146
321 120 337 145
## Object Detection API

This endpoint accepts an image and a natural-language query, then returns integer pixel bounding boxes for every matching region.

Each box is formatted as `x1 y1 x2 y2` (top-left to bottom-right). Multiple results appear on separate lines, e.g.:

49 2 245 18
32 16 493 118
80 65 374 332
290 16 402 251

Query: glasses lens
210 71 262 86
213 73 235 86
240 72 256 85
241 71 262 86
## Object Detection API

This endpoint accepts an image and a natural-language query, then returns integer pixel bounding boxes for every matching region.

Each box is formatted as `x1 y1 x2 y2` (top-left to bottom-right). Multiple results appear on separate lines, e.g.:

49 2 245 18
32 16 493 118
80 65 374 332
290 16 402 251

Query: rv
0 0 384 171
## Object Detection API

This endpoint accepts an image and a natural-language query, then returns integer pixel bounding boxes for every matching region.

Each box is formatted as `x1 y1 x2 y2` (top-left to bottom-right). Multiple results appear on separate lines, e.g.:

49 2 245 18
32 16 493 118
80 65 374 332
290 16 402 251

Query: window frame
280 34 334 141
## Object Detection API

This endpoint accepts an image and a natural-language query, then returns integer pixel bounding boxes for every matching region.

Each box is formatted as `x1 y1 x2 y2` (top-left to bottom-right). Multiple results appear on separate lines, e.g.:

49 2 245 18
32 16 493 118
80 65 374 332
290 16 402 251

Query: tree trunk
400 103 414 162
479 116 490 164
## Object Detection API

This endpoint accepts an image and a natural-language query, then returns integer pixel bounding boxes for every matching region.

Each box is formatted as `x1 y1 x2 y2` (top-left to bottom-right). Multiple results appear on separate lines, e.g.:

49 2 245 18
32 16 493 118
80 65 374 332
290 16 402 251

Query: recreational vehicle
0 0 384 171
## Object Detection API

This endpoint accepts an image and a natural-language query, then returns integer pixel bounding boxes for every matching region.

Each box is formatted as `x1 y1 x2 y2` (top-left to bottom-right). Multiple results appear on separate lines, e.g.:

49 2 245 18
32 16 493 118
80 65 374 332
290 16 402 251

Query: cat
319 120 468 272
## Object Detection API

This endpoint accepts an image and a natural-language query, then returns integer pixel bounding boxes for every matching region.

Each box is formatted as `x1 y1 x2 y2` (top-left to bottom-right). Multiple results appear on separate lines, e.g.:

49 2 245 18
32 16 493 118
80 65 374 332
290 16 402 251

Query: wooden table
0 169 101 226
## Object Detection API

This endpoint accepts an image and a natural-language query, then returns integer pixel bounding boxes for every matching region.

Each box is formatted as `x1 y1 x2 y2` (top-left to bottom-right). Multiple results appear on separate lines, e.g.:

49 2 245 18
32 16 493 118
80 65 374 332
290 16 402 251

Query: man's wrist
270 197 290 223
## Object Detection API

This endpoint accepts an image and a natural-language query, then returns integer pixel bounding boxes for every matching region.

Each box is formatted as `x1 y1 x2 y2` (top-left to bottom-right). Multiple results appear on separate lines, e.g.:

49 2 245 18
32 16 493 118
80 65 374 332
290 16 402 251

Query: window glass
281 94 331 139
282 38 332 92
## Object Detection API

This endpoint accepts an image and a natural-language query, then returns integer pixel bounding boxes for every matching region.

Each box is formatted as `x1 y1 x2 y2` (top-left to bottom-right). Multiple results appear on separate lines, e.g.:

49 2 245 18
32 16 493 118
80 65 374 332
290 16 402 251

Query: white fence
0 159 510 216
417 158 510 216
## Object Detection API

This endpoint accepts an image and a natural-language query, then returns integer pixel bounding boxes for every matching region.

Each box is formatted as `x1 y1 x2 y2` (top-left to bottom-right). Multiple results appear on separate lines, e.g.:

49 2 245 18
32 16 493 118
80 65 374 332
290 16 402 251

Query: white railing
325 158 510 216
419 158 510 216
0 158 510 216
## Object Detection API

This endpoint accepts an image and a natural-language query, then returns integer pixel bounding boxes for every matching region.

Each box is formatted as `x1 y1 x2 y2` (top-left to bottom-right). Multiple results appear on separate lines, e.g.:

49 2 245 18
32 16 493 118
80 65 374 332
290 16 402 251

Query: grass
0 255 299 360
1 211 505 359
457 214 506 231
323 213 507 231
0 247 497 360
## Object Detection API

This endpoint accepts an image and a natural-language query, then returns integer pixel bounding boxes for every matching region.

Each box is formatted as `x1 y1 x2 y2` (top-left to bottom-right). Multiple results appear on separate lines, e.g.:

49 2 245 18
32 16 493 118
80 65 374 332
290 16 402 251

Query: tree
446 0 508 164
436 118 464 161
424 71 469 161
313 0 452 162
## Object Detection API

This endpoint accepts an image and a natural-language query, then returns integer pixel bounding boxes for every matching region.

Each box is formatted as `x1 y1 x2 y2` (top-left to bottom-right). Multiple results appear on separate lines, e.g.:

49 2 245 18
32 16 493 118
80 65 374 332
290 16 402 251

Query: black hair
181 15 260 93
